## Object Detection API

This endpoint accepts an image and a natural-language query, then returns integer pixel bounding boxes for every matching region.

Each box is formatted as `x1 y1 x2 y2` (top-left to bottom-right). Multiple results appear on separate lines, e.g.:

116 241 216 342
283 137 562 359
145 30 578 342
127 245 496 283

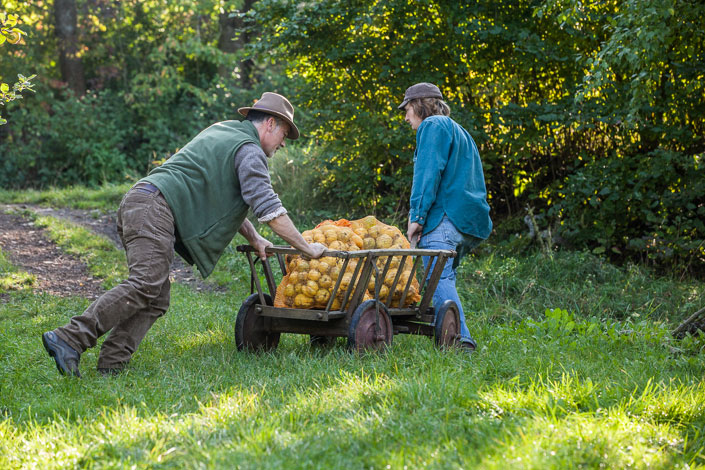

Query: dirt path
0 204 219 298
0 210 105 299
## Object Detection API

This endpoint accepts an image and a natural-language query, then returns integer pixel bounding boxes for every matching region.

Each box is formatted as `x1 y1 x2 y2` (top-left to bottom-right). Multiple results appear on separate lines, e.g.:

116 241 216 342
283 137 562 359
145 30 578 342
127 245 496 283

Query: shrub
551 149 705 275
0 80 260 188
0 89 132 188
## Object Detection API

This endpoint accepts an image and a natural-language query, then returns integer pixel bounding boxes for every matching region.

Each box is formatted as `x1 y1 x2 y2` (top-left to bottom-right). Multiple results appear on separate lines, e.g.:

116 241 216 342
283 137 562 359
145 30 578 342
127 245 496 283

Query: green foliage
268 143 345 225
535 307 600 337
250 0 599 218
0 11 35 125
0 0 260 187
1 90 132 187
250 0 705 275
0 69 257 188
0 12 23 45
1 0 704 275
518 307 672 353
459 249 700 326
252 0 468 219
557 0 704 140
538 0 705 273
551 148 705 271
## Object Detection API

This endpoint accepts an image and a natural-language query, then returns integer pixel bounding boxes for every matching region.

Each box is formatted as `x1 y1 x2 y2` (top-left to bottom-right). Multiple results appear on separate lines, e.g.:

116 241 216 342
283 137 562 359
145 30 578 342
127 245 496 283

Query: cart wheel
348 300 392 353
434 300 461 347
235 293 280 351
309 335 336 347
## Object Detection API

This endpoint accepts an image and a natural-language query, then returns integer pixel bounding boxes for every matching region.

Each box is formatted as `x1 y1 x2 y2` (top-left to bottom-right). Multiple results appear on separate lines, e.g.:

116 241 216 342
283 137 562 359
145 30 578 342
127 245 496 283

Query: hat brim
238 107 300 140
397 99 410 110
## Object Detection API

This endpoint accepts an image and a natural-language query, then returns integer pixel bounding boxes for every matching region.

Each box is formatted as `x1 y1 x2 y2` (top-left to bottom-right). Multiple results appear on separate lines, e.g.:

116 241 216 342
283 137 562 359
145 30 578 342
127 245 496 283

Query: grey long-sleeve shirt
234 143 287 223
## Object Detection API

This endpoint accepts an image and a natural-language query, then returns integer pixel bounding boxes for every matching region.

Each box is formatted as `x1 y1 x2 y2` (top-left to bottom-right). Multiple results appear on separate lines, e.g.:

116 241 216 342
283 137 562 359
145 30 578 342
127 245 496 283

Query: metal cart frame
235 245 461 352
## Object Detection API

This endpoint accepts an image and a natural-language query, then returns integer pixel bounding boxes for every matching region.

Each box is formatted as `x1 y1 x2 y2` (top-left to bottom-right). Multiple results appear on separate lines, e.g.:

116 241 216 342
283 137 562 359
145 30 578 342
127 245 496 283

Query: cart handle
236 245 457 258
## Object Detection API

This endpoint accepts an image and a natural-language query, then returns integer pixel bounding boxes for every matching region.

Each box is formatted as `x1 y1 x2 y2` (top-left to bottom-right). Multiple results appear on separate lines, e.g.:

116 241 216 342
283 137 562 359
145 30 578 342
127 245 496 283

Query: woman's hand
407 221 423 248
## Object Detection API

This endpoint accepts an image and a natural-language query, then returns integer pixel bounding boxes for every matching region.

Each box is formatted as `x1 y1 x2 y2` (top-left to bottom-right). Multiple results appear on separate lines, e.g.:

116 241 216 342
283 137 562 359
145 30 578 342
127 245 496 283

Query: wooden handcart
234 245 461 352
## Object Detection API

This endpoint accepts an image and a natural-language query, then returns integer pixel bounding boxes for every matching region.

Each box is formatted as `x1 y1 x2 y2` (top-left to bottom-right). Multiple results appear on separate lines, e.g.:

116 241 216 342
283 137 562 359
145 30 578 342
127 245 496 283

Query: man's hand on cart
239 219 274 258
251 236 274 259
267 214 326 259
301 242 326 259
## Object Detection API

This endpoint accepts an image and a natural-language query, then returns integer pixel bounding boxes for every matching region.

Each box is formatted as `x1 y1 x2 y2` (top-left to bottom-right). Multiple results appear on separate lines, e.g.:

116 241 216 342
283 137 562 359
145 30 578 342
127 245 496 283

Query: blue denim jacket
409 115 492 239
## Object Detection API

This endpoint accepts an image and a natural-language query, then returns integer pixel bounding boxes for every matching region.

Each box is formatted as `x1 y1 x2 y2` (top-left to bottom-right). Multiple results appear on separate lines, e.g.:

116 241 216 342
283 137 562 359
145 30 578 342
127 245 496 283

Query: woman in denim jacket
399 83 492 352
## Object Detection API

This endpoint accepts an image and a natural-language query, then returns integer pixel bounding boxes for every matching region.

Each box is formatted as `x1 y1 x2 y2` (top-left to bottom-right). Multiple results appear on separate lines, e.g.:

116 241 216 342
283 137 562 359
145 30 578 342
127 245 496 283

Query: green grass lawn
1 188 704 469
0 183 131 212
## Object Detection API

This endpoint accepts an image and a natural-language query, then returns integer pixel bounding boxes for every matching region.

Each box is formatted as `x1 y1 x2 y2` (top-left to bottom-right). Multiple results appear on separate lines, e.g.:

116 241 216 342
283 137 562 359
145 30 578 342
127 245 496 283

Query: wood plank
269 317 350 336
387 308 418 316
259 305 345 321
418 253 448 316
391 320 434 337
347 253 375 315
398 255 423 308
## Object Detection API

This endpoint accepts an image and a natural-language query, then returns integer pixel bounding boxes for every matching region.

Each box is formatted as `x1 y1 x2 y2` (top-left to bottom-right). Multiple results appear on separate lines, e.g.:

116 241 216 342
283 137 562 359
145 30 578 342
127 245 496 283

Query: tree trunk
54 0 86 97
218 0 256 88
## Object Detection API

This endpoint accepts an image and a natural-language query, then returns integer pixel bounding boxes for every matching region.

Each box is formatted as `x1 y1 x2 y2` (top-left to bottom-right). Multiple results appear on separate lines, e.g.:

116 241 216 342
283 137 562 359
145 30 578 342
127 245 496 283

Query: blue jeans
418 216 481 344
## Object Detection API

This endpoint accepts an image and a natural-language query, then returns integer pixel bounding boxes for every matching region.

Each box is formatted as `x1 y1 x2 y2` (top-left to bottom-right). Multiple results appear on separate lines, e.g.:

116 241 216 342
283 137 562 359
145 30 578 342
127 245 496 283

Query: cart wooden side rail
234 245 460 352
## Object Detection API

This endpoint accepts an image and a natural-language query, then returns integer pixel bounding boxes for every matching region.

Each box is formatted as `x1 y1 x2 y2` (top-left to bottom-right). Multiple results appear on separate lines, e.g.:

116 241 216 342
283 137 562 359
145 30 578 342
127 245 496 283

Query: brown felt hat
398 82 443 110
238 92 300 140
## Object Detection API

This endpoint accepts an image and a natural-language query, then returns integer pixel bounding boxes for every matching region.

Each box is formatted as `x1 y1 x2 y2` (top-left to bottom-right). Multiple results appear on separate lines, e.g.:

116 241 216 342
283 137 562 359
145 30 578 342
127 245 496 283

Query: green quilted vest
144 120 259 278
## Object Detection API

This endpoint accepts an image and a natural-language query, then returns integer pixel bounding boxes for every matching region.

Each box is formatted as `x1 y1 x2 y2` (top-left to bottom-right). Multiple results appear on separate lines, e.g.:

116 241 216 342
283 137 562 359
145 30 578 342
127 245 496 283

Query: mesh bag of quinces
274 216 422 309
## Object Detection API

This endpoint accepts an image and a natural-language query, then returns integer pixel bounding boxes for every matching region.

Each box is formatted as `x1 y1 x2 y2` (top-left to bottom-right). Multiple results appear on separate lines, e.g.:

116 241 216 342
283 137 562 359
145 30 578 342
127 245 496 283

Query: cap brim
238 106 300 140
397 99 410 110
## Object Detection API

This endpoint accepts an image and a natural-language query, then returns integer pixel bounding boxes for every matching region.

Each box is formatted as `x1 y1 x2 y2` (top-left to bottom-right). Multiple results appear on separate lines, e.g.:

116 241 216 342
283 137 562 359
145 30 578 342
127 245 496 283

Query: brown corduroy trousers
54 186 175 369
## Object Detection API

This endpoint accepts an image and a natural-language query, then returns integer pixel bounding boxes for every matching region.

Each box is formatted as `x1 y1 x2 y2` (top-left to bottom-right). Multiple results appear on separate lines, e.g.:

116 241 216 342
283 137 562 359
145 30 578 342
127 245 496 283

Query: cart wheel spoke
434 300 461 347
235 293 280 351
348 300 392 353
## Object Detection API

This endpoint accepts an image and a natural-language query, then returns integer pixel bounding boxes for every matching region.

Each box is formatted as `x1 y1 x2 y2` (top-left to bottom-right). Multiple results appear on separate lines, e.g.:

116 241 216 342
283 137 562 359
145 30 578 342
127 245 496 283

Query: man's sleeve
234 143 288 222
408 120 452 225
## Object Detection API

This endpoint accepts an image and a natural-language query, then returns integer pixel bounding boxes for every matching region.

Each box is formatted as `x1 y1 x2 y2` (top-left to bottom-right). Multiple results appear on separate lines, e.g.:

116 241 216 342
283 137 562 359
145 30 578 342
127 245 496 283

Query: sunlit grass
0 183 131 212
1 187 704 468
2 270 704 468
458 249 702 325
0 246 35 292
